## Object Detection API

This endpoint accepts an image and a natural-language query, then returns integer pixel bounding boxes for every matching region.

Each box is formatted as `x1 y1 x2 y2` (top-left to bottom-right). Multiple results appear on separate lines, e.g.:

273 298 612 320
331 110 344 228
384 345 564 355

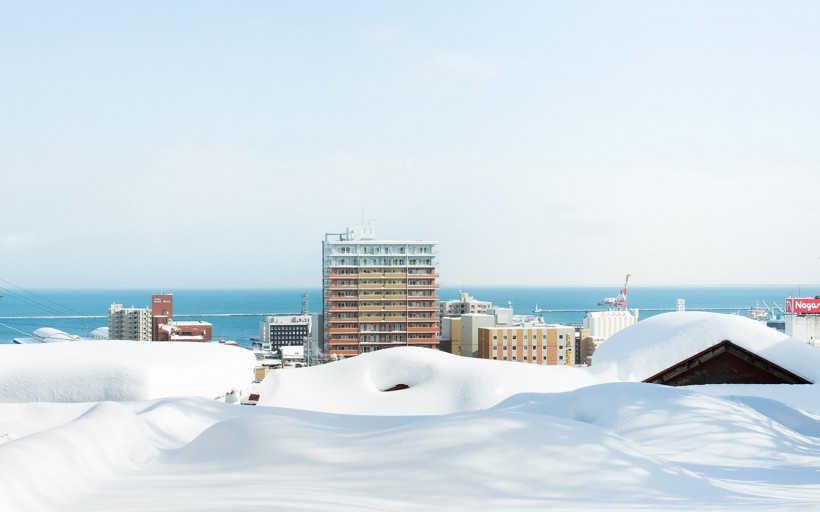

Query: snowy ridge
255 346 597 415
0 341 258 402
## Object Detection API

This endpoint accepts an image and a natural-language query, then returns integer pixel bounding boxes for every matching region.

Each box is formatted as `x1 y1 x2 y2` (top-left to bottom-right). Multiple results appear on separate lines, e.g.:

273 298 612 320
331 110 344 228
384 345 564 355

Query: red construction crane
598 274 631 311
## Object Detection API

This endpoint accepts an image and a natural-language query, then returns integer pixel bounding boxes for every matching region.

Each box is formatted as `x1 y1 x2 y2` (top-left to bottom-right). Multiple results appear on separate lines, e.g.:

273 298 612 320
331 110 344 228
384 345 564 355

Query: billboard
785 298 820 314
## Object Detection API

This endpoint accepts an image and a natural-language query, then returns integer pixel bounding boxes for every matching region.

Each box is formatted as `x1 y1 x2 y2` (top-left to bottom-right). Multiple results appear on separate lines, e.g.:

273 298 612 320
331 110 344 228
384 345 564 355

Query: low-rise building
156 320 213 342
150 293 212 342
478 323 575 365
440 317 461 355
440 292 492 318
785 297 820 347
260 314 312 351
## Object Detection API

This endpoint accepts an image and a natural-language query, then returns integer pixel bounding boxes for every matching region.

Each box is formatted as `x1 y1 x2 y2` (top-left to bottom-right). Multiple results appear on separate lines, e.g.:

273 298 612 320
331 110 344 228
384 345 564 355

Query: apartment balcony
328 317 359 324
326 284 359 290
328 295 359 301
407 271 440 278
384 272 407 278
326 272 359 279
326 306 358 313
407 337 440 344
326 348 359 357
407 316 438 322
358 283 383 290
357 306 384 312
407 284 440 289
383 283 407 289
408 295 440 301
325 327 359 334
408 326 440 333
407 305 438 311
326 337 360 344
384 305 407 311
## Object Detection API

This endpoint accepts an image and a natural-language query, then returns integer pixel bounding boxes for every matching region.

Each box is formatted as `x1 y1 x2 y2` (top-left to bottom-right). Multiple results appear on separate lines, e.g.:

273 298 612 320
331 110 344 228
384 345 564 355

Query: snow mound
255 346 598 415
590 312 820 382
496 383 820 468
0 401 154 511
0 341 258 402
157 404 733 510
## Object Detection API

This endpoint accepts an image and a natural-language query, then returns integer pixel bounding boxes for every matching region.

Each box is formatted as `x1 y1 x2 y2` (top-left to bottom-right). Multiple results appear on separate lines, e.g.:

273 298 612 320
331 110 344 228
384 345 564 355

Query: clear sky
1 1 819 288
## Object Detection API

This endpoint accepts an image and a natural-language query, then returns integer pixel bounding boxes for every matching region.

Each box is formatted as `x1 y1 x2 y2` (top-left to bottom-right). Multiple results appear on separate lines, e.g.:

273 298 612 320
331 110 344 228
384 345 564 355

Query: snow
0 341 258 402
254 347 598 415
589 312 820 382
2 313 820 510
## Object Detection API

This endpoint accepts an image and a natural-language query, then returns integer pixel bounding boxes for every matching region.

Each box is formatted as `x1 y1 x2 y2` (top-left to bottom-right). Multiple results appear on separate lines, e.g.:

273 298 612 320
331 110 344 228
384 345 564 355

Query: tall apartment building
108 304 151 341
323 223 440 358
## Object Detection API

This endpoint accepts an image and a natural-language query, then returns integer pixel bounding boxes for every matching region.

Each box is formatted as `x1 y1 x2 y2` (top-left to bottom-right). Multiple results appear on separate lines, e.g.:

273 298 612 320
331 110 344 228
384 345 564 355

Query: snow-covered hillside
1 313 820 511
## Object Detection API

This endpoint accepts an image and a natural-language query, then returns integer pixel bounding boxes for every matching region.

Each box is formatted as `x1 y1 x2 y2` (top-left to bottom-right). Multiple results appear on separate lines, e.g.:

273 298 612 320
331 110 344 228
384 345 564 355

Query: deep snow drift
1 313 820 511
0 341 258 402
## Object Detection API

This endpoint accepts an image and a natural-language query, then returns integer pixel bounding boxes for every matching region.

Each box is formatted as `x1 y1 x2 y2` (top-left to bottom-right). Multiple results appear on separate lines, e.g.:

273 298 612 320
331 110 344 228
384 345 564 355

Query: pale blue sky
2 1 819 288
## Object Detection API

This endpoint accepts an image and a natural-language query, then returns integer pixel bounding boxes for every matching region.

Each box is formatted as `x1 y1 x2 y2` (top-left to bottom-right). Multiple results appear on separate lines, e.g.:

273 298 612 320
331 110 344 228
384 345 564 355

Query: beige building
108 304 152 341
459 314 496 358
478 324 575 365
440 317 461 355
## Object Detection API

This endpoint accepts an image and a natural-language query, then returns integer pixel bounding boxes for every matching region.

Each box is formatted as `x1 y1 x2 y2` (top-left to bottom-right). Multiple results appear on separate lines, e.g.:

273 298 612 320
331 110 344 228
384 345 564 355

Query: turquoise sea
1 286 816 347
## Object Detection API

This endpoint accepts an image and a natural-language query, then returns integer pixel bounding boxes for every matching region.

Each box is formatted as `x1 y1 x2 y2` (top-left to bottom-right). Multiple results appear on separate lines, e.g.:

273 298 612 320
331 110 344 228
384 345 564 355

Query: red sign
786 298 820 314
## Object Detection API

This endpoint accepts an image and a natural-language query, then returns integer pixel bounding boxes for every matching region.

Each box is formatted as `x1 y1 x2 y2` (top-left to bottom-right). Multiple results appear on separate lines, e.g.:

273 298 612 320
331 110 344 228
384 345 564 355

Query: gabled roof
643 340 812 386
590 312 820 383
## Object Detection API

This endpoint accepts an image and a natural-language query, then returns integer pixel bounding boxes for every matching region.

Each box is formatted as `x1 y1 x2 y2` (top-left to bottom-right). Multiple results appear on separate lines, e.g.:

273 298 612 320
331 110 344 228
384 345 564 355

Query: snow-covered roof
32 327 77 343
590 312 820 383
0 341 257 402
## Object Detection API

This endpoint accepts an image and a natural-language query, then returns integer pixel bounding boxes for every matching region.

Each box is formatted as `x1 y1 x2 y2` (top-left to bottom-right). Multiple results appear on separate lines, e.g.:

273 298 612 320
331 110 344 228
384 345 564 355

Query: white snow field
1 313 820 511
0 341 258 402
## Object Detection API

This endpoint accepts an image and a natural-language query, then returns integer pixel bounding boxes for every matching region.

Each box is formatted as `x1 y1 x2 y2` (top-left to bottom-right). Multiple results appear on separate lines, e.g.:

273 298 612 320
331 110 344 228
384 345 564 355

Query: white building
108 304 151 341
440 292 492 318
583 310 637 344
785 297 820 347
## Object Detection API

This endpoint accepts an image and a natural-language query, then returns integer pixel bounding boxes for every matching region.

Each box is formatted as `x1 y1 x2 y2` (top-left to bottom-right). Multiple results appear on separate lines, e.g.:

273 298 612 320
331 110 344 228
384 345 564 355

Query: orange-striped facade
323 229 440 358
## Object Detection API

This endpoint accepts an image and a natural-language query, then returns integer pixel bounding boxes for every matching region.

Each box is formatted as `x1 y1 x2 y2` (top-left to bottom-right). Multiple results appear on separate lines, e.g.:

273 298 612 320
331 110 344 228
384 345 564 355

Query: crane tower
598 274 631 311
